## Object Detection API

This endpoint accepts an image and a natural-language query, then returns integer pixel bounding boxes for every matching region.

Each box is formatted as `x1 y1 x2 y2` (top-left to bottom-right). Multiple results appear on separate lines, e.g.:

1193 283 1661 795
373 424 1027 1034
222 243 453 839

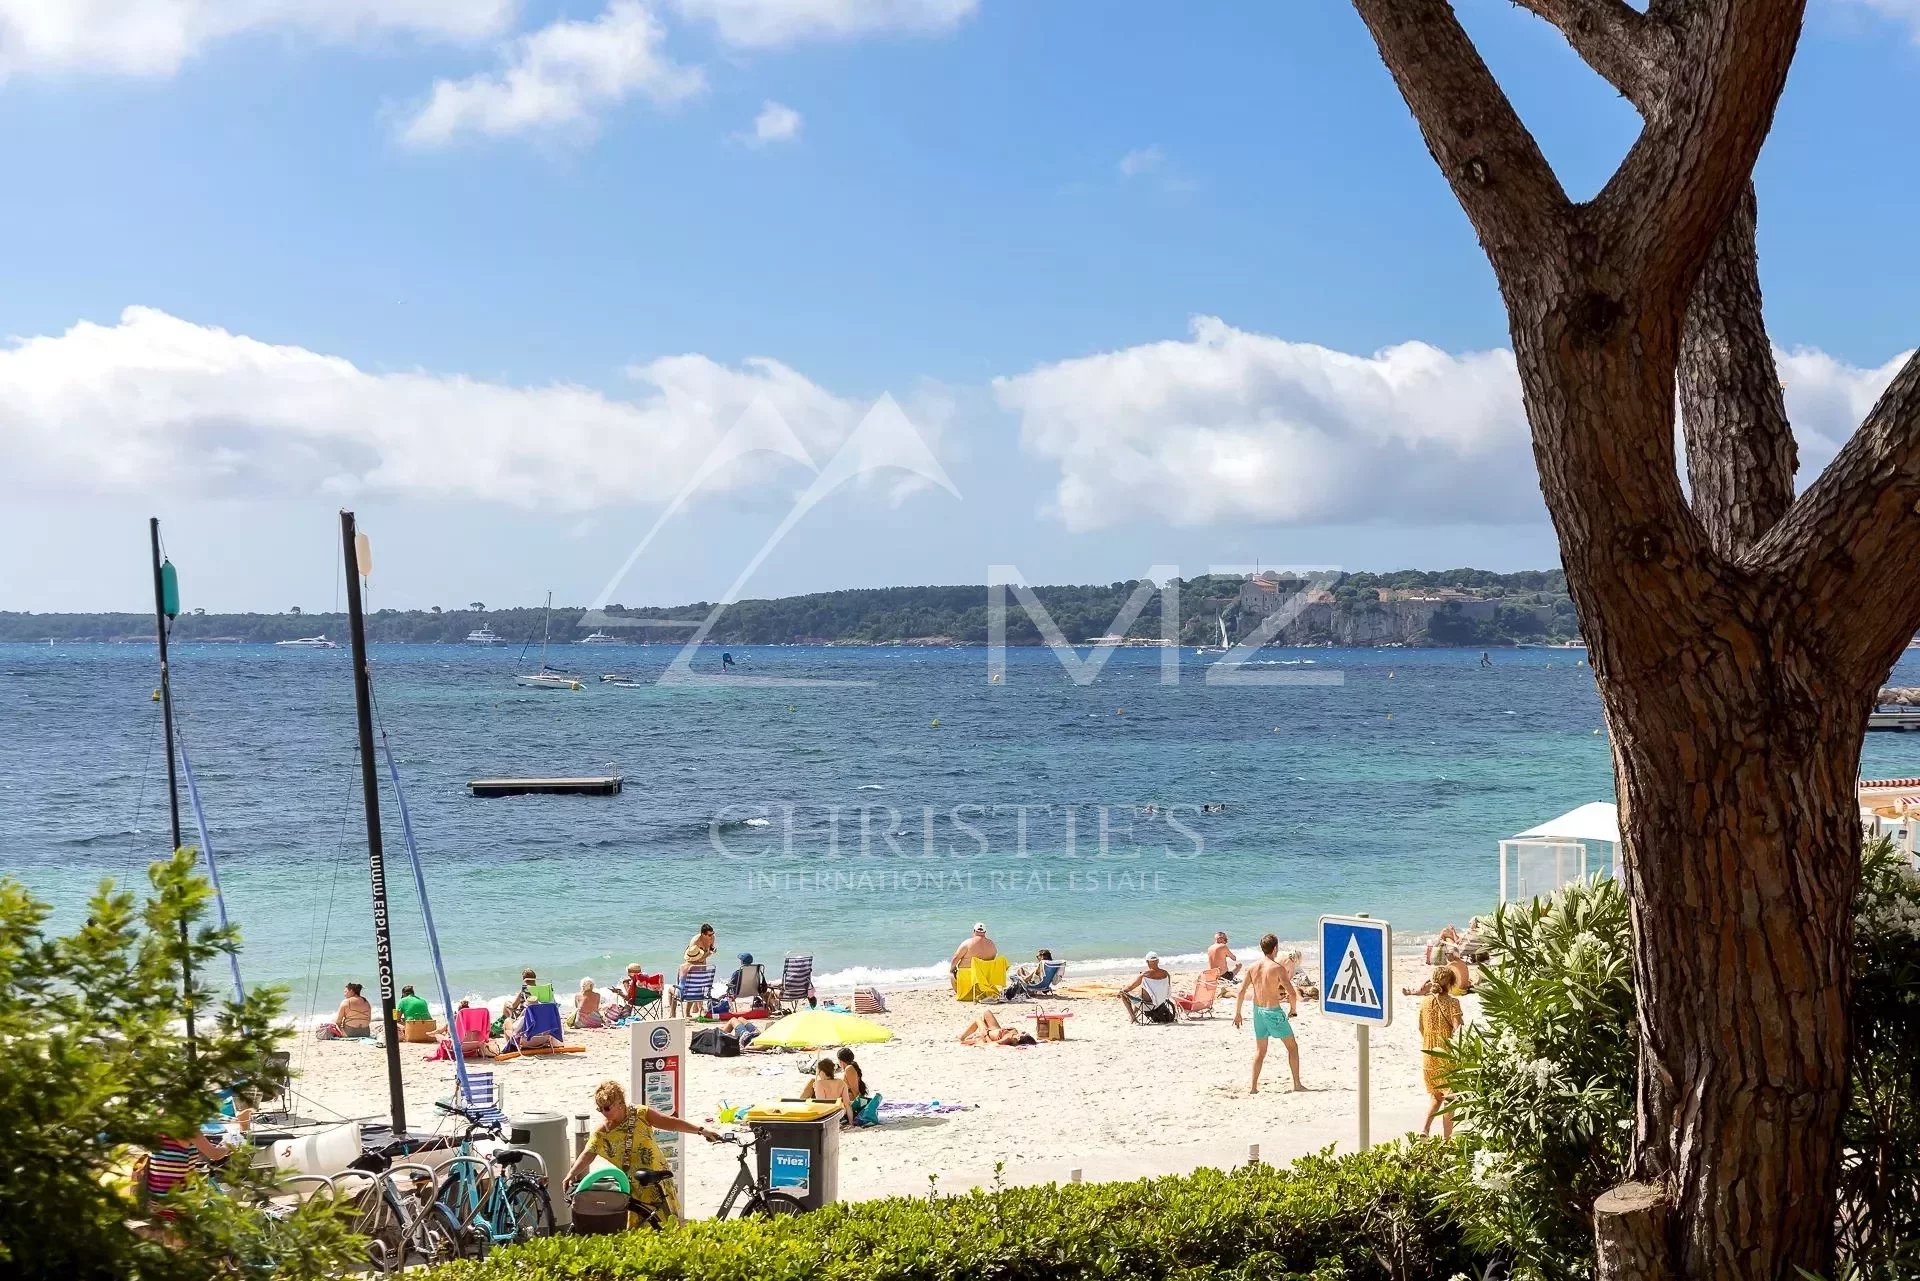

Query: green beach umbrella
753 1009 892 1048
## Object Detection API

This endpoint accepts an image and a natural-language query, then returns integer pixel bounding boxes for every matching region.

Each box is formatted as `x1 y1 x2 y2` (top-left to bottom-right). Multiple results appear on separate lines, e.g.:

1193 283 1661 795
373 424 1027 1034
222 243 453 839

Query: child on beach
1233 934 1305 1094
1419 966 1465 1137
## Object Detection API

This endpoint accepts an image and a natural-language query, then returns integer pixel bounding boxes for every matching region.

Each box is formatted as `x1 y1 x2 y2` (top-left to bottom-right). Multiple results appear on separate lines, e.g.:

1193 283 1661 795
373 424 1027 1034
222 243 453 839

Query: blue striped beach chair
673 965 715 1017
775 955 814 1012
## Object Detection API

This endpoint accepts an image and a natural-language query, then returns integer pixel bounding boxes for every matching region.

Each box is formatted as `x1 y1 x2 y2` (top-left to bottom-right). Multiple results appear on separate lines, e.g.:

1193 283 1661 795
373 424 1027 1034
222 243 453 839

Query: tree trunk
1511 297 1860 1279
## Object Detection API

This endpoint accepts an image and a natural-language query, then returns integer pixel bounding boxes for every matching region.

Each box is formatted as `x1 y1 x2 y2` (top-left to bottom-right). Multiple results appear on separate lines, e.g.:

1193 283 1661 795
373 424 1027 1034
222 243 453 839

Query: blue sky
1 0 1917 613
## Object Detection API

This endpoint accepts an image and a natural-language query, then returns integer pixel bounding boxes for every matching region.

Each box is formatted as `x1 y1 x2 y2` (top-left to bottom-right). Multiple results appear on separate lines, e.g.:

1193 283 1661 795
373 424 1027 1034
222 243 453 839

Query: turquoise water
8 642 1919 1019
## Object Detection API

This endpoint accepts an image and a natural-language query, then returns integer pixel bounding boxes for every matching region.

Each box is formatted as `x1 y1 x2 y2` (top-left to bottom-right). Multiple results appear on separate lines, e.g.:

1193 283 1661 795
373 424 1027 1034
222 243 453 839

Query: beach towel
954 955 1009 1002
505 1001 564 1052
876 1101 976 1118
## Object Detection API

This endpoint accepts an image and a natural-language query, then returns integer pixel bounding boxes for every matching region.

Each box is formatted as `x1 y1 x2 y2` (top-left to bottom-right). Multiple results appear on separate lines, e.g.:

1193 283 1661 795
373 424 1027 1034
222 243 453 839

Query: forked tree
1347 2 1920 1277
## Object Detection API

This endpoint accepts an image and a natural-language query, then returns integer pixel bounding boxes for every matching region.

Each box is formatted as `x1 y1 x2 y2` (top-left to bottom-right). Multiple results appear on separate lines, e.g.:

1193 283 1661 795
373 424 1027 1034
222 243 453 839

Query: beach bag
854 986 888 1015
691 1028 742 1057
1143 998 1176 1025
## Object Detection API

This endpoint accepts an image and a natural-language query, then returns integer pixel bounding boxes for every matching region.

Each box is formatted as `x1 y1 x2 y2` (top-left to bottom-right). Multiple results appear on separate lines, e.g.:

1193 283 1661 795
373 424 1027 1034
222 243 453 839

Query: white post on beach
631 1018 689 1189
1318 912 1392 1157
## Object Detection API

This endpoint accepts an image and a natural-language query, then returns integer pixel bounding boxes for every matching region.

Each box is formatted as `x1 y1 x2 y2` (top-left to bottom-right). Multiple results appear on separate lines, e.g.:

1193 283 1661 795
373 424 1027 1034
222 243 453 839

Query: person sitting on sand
1419 966 1465 1138
959 1011 1035 1047
318 982 373 1040
571 978 603 1029
1403 947 1473 997
835 1047 869 1102
800 1058 853 1121
1116 953 1175 1022
395 984 431 1024
948 922 998 978
1207 932 1241 982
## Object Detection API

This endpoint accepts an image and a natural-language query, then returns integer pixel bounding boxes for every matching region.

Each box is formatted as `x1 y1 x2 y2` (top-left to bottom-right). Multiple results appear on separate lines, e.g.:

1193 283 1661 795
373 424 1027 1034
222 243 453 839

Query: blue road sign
1319 915 1393 1027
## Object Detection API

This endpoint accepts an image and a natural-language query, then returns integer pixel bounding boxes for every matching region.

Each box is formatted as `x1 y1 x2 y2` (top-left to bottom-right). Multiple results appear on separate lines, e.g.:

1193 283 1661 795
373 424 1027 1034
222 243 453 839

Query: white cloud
1118 145 1165 178
743 98 801 145
996 315 1914 532
0 0 512 78
0 306 876 509
400 0 702 146
672 0 976 47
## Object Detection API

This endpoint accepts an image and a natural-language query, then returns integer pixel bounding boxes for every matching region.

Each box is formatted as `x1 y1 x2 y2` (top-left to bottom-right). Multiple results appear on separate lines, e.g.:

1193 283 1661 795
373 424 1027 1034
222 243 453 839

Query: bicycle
337 1151 466 1273
433 1103 555 1256
570 1131 807 1228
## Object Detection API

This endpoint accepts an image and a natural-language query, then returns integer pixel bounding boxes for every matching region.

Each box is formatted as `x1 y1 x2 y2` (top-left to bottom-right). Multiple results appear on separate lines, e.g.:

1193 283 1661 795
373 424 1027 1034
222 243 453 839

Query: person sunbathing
799 1058 853 1120
318 982 373 1039
572 978 603 1029
959 1011 1035 1047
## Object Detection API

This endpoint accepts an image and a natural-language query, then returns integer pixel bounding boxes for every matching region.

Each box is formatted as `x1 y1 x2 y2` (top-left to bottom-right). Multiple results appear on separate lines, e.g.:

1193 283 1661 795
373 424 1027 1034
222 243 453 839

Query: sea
8 641 1920 1021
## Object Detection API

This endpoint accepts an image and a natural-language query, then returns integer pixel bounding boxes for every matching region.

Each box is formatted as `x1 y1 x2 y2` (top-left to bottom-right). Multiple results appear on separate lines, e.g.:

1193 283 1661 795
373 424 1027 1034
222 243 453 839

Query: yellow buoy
151 688 161 702
931 718 940 728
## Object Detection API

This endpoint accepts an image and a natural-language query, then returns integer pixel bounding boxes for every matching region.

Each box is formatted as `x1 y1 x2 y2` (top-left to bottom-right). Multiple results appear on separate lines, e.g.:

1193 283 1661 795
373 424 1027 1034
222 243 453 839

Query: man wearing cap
726 951 770 1005
948 922 998 977
1117 952 1175 1021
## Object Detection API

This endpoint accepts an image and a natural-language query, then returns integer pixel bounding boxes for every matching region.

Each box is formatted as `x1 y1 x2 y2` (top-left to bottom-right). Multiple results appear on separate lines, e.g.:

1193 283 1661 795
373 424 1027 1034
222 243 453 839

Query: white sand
285 952 1470 1215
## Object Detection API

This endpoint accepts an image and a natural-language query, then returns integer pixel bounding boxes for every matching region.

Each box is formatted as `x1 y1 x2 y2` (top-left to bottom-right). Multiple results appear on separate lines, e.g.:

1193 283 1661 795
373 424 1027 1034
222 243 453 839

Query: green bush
1440 838 1920 1280
0 849 362 1281
434 1142 1487 1281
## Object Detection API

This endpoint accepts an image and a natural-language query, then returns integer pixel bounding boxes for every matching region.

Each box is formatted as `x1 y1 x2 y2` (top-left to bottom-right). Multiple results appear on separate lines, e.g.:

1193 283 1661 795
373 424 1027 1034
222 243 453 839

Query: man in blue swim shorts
1232 933 1305 1094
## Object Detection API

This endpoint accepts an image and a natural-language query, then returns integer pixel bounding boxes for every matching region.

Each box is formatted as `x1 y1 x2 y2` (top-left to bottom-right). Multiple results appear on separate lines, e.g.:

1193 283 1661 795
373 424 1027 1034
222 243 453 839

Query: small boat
1869 707 1920 733
580 630 621 644
1195 615 1231 655
516 593 581 690
600 673 644 688
275 634 339 649
466 626 500 645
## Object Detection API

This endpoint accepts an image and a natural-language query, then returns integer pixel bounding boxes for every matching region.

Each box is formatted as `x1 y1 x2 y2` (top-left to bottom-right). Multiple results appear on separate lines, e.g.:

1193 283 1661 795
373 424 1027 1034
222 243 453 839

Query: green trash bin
745 1102 841 1210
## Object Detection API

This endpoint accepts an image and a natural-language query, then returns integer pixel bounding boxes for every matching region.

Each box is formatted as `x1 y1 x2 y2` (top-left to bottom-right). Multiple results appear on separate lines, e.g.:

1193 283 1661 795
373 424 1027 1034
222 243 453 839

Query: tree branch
1678 185 1797 556
1588 2 1807 300
1508 0 1666 100
1351 0 1574 282
1751 349 1920 679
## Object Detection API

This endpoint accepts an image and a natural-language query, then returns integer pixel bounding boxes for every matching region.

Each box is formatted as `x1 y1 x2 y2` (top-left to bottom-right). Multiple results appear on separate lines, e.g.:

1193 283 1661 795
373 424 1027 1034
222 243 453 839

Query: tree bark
1346 4 1883 1278
1595 1182 1676 1281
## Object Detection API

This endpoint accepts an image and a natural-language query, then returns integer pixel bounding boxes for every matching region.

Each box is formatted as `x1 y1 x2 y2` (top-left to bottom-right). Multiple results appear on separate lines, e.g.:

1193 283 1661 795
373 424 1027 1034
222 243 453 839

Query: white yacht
275 634 339 649
466 626 500 645
580 630 620 644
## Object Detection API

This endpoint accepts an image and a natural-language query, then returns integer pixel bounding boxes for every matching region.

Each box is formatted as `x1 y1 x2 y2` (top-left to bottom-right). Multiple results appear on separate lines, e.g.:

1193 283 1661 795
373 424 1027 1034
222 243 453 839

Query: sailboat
1195 615 1231 655
516 592 582 690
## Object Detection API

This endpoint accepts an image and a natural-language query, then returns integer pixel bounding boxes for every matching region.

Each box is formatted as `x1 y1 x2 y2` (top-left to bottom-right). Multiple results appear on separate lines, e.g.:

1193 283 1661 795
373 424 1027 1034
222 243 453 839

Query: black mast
340 510 407 1136
149 517 195 1062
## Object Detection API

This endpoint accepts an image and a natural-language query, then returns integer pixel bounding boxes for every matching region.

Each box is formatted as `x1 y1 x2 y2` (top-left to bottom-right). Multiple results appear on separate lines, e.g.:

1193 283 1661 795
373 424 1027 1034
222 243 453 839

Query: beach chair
954 955 1009 1003
673 966 715 1017
621 972 664 1019
1176 968 1223 1019
431 1005 495 1061
506 1001 565 1051
453 1070 508 1127
774 955 814 1012
1124 974 1178 1025
1004 959 1066 1001
730 962 768 1007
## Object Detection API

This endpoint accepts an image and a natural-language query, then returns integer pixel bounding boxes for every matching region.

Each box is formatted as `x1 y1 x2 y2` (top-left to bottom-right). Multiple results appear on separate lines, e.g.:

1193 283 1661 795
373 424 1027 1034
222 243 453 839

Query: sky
2 0 1919 613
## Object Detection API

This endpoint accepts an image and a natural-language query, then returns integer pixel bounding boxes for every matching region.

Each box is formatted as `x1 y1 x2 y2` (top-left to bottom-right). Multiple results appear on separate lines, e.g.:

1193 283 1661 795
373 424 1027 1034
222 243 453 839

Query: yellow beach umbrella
754 1009 893 1048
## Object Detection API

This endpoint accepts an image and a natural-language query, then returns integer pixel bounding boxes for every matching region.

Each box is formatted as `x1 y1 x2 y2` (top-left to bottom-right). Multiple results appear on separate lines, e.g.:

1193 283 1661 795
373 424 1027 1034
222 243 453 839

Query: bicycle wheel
503 1177 554 1242
741 1191 808 1218
436 1166 491 1258
408 1202 468 1266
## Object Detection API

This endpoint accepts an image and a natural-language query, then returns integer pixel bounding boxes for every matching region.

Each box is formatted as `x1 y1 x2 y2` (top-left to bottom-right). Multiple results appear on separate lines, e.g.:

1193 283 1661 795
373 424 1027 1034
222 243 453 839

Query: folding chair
775 955 814 1013
673 966 715 1017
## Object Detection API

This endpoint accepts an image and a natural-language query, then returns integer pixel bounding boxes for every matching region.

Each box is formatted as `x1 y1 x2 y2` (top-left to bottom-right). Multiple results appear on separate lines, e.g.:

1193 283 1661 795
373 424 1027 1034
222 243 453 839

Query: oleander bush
1440 837 1920 1281
433 1141 1487 1281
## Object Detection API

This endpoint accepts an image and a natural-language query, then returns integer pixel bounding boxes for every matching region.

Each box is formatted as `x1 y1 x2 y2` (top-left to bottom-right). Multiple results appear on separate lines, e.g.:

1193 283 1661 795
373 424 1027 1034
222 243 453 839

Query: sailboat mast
339 510 408 1136
148 517 195 1062
540 590 552 670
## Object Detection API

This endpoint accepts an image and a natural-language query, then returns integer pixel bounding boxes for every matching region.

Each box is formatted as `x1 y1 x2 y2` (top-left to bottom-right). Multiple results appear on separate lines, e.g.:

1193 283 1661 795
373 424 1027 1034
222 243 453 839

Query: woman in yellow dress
563 1080 720 1223
1419 966 1464 1138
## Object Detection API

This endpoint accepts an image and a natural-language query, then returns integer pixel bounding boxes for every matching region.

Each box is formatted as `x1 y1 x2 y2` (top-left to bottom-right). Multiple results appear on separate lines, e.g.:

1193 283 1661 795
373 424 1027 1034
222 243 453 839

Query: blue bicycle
433 1103 554 1257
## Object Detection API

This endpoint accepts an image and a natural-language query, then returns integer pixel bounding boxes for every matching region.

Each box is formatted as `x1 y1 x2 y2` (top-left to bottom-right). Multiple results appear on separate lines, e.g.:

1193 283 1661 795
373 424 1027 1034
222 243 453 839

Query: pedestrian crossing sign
1319 915 1392 1027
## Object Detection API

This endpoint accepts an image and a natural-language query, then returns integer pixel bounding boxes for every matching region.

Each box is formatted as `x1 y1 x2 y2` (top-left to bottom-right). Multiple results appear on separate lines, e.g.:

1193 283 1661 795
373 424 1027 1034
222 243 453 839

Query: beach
285 948 1465 1212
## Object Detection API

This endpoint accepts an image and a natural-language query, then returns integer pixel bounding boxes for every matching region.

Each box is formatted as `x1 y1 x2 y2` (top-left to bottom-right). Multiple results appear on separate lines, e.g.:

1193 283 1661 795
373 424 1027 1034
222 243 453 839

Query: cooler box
744 1101 840 1210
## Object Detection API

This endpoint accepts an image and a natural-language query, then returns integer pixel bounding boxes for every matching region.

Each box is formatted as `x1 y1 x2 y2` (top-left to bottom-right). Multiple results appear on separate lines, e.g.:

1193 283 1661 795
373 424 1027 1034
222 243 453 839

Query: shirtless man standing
1206 931 1240 982
1232 933 1305 1093
948 922 998 977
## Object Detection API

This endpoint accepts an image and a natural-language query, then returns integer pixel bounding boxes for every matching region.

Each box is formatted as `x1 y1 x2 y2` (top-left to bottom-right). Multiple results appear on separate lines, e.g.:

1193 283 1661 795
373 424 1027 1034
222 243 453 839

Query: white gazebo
1498 801 1621 904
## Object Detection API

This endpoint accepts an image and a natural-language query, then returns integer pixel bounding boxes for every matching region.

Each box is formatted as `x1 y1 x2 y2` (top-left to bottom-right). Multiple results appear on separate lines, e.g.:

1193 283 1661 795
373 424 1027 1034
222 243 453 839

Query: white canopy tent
1499 802 1621 904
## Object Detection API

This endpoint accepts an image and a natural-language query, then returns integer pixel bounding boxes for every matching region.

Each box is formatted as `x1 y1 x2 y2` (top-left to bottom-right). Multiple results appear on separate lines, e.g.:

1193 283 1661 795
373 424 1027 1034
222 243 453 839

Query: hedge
434 1141 1488 1281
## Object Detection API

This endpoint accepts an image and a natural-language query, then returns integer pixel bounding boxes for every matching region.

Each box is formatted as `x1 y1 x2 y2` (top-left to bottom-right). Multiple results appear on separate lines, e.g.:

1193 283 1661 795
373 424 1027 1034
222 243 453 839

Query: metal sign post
1319 913 1393 1151
631 1018 688 1188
